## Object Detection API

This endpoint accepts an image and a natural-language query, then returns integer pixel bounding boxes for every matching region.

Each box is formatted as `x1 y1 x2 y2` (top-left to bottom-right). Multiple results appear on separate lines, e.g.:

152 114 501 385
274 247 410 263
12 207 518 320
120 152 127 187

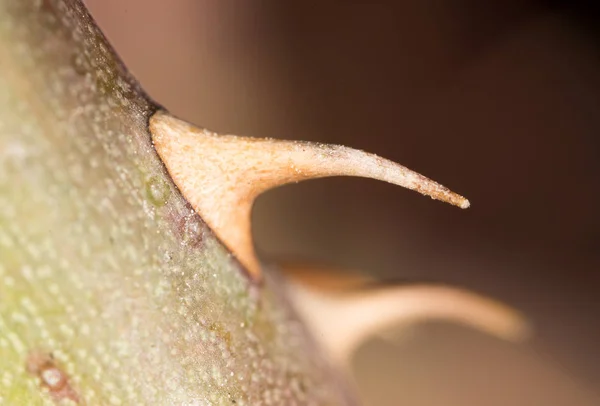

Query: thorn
281 263 531 368
149 111 470 281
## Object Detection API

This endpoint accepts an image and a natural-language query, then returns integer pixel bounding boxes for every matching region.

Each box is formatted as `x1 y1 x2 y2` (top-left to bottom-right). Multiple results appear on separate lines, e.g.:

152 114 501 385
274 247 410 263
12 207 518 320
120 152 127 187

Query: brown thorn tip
149 110 470 280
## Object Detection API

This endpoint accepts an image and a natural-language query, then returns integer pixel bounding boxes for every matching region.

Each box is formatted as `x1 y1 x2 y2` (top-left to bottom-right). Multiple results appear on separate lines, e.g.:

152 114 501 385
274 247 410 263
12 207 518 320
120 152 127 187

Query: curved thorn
282 264 531 368
149 111 470 281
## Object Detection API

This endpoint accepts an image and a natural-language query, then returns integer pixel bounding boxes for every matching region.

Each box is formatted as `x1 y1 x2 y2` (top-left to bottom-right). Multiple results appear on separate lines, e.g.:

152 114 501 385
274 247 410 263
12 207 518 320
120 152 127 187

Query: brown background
84 1 600 405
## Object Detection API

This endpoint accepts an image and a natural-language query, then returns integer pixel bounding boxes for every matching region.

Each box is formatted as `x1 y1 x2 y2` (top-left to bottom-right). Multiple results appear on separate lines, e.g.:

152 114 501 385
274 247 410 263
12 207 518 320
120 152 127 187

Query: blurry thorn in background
150 110 470 282
281 263 532 369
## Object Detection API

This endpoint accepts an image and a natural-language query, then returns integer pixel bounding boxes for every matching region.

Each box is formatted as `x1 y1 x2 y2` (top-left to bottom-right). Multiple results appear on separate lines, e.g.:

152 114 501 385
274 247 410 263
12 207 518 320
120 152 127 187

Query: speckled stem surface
0 1 353 404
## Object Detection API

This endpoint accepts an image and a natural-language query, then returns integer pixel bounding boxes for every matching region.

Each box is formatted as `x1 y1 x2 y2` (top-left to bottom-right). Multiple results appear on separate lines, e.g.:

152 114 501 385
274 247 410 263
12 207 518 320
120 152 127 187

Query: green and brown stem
0 1 355 404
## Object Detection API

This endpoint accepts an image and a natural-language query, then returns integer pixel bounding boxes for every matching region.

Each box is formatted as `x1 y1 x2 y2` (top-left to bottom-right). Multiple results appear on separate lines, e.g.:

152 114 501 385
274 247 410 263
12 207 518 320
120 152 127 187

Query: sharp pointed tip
435 192 470 209
434 189 470 209
458 197 470 209
334 146 469 210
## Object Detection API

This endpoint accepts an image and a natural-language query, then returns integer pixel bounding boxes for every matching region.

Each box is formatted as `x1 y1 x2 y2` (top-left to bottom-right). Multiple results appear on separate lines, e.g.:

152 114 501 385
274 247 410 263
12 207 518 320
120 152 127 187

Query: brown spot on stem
166 204 205 249
208 322 233 350
26 351 80 404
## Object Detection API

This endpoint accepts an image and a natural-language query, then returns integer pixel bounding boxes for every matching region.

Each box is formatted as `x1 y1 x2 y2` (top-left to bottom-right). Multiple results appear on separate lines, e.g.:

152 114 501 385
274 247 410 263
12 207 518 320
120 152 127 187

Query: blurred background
84 1 599 405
